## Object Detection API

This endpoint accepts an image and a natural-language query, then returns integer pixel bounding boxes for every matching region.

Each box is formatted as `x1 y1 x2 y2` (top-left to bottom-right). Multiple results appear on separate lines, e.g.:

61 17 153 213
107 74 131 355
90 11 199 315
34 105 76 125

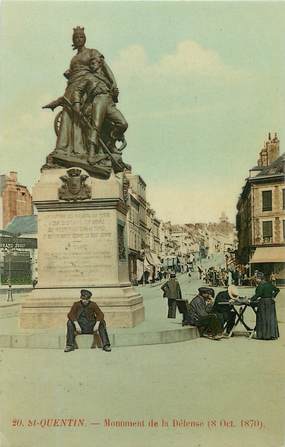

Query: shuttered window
262 190 272 211
262 221 273 239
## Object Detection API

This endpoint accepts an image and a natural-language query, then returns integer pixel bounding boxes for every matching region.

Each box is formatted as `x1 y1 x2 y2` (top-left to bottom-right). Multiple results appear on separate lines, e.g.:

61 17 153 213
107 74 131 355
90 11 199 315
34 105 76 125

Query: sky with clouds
0 1 284 224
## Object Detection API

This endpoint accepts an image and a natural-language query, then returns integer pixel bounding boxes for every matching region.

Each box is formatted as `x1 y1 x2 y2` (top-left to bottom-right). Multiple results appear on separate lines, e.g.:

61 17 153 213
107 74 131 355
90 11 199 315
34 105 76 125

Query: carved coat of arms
58 168 91 201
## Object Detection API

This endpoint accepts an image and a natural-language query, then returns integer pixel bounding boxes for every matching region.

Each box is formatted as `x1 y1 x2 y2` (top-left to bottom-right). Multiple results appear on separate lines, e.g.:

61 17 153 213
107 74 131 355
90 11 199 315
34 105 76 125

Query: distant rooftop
4 215 37 235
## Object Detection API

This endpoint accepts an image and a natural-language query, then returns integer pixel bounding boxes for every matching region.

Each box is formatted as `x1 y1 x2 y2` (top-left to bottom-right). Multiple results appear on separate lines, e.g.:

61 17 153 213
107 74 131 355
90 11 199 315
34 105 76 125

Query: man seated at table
186 287 224 340
212 285 238 337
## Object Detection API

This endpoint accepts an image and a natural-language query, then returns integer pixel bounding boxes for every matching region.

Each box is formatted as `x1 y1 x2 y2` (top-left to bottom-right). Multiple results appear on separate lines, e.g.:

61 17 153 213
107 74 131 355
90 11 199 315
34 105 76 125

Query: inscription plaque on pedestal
40 211 116 286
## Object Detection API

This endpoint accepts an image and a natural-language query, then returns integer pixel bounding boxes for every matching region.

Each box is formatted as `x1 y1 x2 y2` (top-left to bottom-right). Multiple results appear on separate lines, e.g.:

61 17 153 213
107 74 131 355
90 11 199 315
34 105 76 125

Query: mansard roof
256 153 285 177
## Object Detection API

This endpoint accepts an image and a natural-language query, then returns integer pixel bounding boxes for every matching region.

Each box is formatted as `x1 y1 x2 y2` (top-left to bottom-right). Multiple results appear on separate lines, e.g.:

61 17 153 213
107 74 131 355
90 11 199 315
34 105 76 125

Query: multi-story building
125 172 147 283
145 206 161 279
125 171 163 283
126 172 148 247
0 172 33 229
236 133 285 283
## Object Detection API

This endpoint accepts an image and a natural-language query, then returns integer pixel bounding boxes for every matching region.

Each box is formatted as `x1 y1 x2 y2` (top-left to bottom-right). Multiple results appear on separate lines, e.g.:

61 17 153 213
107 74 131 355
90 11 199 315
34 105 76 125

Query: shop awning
145 250 160 267
250 246 285 264
151 253 161 267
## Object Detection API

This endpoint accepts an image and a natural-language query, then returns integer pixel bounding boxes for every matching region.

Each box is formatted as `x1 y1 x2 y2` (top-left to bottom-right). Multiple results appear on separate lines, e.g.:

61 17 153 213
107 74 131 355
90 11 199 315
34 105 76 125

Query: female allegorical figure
44 27 127 165
250 273 280 340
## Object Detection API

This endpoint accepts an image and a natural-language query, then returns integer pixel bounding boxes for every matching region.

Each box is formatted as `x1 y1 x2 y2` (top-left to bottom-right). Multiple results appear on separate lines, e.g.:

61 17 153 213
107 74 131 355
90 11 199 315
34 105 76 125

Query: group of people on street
63 267 280 352
202 265 266 288
203 267 230 287
161 272 280 341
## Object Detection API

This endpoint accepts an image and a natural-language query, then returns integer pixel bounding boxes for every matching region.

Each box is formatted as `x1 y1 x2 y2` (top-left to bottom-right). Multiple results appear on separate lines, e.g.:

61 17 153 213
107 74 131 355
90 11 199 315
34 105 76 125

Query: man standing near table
212 285 238 336
161 273 182 318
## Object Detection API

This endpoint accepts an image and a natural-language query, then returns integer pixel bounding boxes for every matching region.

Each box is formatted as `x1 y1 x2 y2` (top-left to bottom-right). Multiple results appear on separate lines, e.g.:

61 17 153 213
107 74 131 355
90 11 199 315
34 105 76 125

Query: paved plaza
0 269 284 447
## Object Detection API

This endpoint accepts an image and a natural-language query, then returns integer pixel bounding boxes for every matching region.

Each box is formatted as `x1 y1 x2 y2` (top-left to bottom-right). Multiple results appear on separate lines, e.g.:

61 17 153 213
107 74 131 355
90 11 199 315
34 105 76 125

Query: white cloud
112 40 246 82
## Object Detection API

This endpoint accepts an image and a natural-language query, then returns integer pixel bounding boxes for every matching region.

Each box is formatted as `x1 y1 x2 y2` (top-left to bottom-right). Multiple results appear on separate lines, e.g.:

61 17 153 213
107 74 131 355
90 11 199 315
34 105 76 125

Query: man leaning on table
212 285 238 337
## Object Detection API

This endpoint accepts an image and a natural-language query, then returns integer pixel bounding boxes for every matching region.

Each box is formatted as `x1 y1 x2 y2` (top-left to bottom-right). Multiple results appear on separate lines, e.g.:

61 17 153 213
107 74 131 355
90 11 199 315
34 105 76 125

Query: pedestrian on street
197 265 203 279
186 287 223 340
250 273 280 340
7 284 13 302
64 289 111 352
161 273 182 318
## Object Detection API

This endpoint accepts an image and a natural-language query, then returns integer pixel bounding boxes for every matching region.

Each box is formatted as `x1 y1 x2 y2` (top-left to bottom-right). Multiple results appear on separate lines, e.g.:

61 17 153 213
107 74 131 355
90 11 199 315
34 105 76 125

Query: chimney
257 133 280 167
9 171 18 183
258 144 268 167
267 132 280 165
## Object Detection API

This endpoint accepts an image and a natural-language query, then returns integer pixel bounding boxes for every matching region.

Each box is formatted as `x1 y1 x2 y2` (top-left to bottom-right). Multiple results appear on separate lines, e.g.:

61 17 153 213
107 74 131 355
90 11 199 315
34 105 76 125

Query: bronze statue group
43 26 128 175
161 272 280 341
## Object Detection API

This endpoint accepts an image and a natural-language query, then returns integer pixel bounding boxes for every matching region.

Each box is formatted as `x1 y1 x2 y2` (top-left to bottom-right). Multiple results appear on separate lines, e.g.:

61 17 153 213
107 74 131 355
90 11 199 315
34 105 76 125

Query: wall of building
0 172 32 229
251 181 285 246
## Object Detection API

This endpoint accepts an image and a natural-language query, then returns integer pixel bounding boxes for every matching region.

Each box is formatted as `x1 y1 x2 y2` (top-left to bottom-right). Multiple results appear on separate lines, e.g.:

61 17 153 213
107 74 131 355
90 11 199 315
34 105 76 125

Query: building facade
125 172 148 283
236 133 285 283
125 172 162 283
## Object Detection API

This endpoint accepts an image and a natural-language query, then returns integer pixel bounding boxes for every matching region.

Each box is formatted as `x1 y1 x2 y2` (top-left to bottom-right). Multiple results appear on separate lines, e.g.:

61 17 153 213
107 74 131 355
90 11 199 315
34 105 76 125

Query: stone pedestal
20 169 144 329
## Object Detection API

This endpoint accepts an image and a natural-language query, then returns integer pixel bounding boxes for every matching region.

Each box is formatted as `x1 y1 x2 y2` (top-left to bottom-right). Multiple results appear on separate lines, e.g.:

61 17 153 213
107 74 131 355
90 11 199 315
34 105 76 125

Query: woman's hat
228 285 239 299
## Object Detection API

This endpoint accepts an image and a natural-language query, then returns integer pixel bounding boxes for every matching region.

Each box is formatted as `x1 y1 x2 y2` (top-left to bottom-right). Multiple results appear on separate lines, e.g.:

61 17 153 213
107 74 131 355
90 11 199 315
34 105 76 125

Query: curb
0 326 199 350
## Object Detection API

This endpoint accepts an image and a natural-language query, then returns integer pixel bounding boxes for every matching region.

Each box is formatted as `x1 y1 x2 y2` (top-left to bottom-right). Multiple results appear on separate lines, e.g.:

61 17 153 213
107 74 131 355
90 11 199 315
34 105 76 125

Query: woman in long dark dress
251 274 280 340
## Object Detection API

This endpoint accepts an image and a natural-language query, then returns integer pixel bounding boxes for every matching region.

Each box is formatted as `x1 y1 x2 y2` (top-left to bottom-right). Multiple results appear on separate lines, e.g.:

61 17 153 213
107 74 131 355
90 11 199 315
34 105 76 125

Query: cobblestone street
0 268 284 447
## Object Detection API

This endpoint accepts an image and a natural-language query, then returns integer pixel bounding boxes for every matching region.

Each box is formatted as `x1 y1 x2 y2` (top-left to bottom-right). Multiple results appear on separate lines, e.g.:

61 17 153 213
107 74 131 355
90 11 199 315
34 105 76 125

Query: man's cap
228 285 239 299
198 287 212 295
170 273 176 278
80 289 92 299
208 288 215 297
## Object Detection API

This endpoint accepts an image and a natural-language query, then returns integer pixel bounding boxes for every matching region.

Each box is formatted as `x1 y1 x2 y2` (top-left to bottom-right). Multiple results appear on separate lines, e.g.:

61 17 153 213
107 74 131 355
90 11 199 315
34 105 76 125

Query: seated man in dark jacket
187 287 223 340
64 289 111 352
212 285 238 336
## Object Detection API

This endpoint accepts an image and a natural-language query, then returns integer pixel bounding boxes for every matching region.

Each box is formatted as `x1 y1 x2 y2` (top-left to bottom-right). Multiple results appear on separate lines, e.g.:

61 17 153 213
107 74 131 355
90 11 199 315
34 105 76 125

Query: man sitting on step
183 287 224 340
64 289 111 352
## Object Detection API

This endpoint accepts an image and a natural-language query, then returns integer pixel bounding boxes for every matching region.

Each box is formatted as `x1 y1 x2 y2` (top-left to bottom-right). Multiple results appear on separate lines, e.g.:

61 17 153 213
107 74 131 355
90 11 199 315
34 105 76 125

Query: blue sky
0 1 284 223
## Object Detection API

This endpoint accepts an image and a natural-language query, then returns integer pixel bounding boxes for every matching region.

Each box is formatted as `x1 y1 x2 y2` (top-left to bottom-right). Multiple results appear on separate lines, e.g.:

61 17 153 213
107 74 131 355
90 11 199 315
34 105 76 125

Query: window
283 189 285 210
262 221 273 243
283 221 285 240
262 190 272 211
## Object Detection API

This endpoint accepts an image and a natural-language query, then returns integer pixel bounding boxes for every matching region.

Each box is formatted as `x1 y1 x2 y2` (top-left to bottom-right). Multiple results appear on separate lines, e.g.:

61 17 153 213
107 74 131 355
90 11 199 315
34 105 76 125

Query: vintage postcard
0 1 284 447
